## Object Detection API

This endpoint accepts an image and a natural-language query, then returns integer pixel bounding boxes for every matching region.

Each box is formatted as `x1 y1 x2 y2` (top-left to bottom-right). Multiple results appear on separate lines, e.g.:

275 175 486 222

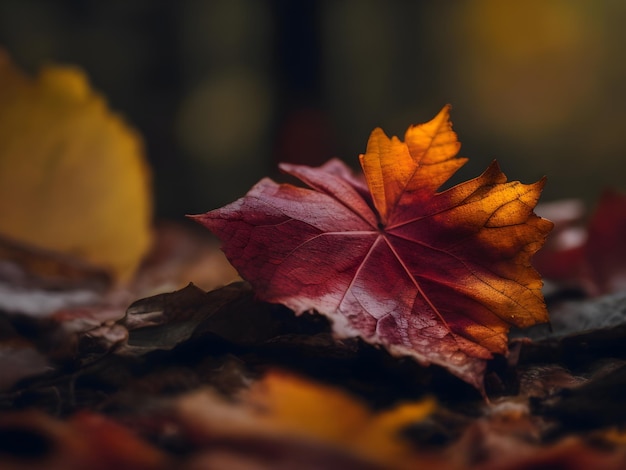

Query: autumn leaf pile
193 105 553 390
5 53 626 470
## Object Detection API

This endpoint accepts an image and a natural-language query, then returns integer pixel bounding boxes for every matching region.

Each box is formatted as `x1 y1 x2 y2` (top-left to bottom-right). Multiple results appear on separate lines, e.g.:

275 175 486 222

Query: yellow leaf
177 370 435 467
0 52 152 281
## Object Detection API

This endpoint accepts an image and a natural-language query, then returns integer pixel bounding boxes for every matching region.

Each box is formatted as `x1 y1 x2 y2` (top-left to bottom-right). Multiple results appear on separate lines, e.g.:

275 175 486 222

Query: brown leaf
0 410 169 470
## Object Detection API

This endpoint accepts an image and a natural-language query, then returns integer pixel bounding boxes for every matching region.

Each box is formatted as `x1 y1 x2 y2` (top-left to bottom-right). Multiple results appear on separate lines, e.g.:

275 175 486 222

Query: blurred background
1 0 625 219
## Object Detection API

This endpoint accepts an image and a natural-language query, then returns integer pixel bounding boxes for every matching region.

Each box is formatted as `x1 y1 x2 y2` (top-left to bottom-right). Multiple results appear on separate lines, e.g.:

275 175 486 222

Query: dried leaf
535 190 626 296
536 362 626 432
0 410 169 470
176 370 435 468
119 282 311 355
0 340 51 391
583 190 626 295
477 436 626 470
0 51 152 282
193 106 552 389
0 234 111 291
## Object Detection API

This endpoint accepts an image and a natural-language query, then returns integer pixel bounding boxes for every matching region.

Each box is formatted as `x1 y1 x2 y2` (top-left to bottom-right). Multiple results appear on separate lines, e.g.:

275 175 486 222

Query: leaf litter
2 58 626 467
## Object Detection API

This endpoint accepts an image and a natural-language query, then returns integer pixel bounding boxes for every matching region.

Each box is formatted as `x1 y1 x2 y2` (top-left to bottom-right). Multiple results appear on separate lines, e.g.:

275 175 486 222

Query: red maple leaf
192 106 553 390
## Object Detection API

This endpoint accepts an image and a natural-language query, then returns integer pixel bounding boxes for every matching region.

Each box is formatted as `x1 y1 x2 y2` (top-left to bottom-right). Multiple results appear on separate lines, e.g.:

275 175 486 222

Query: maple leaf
192 106 553 389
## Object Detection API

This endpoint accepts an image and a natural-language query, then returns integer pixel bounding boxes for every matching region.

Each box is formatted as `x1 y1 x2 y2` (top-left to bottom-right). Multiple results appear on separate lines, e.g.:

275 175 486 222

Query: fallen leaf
534 190 626 296
193 106 552 389
0 234 111 291
477 436 626 470
119 282 322 355
0 410 169 470
244 371 434 456
176 370 436 469
524 290 626 341
0 51 152 282
533 198 587 289
516 364 586 399
536 362 626 432
0 340 51 391
583 190 626 295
